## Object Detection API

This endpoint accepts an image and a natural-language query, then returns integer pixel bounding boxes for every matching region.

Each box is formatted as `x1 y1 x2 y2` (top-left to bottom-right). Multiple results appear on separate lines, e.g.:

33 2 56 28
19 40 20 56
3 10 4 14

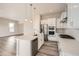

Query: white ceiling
0 3 28 21
33 3 67 15
0 3 67 21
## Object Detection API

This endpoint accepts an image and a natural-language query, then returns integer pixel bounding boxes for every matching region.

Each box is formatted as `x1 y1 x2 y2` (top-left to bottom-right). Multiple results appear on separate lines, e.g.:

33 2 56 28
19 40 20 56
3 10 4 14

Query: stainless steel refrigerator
43 24 48 41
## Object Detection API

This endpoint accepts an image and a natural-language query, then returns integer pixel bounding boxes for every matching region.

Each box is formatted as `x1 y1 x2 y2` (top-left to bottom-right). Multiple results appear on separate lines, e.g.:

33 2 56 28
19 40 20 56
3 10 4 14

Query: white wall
18 20 34 36
41 18 56 26
0 18 22 37
18 23 24 33
23 20 34 36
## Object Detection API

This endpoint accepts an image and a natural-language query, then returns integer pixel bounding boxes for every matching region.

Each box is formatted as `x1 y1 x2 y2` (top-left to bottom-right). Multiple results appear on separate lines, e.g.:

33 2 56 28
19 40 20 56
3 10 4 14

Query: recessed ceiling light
30 20 32 23
25 19 28 21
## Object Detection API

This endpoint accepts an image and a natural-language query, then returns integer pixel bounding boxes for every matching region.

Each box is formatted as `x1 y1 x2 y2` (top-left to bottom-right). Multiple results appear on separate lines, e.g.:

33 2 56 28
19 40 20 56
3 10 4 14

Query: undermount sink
59 34 75 39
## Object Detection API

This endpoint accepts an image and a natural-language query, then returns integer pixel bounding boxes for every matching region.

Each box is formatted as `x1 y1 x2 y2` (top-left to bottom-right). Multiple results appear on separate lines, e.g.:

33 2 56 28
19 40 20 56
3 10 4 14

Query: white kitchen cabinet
57 11 67 29
17 39 32 56
48 33 59 41
65 4 79 37
16 33 44 56
61 12 67 19
16 36 38 56
60 11 67 28
67 4 79 28
38 33 44 49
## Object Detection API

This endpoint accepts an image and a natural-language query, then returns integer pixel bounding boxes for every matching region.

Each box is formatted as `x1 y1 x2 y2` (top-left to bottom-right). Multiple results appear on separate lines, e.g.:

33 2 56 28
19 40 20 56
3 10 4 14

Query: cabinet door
38 33 44 49
68 4 79 28
17 40 31 56
32 38 38 56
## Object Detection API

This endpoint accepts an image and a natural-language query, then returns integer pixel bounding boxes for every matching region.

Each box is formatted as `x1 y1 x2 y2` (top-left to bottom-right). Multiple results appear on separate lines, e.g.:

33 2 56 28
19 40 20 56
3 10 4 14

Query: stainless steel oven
48 26 55 35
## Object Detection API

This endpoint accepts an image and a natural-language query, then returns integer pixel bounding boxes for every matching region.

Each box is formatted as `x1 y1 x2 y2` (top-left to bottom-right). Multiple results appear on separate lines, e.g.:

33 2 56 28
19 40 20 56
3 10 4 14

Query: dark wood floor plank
36 41 59 56
0 36 18 56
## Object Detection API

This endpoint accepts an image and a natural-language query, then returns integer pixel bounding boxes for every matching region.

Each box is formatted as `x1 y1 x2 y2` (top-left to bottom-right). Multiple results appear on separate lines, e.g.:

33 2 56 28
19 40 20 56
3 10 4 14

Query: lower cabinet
17 37 38 56
38 33 44 49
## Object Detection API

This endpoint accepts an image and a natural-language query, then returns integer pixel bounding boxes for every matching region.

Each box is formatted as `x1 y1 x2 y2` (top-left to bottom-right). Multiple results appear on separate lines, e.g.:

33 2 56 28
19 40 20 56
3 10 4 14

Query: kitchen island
16 35 38 56
16 33 44 56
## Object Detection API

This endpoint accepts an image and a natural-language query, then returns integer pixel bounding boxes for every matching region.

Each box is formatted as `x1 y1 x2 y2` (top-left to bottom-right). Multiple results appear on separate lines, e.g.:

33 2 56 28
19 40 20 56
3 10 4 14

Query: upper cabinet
61 12 67 19
60 12 67 23
67 3 79 28
57 11 67 28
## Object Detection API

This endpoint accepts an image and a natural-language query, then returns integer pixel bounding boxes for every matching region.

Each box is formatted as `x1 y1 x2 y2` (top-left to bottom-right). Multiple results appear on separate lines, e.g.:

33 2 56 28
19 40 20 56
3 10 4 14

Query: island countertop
16 35 38 40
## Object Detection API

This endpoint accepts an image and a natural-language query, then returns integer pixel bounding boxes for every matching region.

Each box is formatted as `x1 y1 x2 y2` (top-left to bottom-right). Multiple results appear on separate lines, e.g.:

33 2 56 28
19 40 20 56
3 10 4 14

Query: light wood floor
0 36 16 56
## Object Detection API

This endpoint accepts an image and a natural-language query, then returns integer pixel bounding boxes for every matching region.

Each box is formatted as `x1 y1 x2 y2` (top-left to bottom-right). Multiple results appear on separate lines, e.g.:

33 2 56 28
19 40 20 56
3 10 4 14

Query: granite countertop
16 34 38 40
59 39 79 56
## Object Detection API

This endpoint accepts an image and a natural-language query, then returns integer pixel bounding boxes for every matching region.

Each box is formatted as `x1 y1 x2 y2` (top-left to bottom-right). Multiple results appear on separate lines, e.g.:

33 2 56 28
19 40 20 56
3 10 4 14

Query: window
9 22 15 32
